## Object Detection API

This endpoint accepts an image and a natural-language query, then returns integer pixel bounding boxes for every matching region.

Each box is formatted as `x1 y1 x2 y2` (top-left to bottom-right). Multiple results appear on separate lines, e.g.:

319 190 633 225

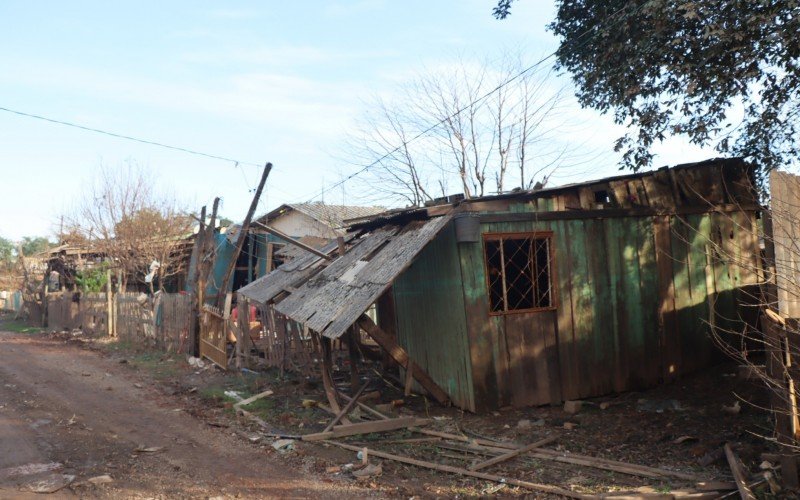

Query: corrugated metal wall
392 223 475 411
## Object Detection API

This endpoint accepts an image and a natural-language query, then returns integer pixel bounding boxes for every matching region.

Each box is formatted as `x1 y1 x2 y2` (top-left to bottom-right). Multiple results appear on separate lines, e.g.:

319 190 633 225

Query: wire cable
0 106 263 168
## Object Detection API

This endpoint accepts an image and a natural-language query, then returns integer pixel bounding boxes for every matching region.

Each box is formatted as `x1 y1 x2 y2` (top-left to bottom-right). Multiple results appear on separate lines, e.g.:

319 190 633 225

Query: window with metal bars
483 232 555 314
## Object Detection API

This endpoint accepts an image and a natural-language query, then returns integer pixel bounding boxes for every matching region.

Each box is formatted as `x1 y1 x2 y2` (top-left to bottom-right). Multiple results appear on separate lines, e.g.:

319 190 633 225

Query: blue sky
0 1 714 241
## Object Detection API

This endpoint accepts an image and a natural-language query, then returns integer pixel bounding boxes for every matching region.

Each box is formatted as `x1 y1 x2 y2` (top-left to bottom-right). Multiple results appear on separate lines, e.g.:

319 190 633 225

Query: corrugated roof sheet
239 212 453 339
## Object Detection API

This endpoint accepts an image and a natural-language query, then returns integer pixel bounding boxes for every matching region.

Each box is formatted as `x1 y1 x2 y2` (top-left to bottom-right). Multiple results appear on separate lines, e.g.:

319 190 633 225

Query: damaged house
239 158 761 412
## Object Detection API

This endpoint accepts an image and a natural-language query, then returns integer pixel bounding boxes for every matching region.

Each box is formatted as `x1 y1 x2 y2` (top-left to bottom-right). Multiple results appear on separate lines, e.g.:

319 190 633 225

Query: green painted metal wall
392 223 475 411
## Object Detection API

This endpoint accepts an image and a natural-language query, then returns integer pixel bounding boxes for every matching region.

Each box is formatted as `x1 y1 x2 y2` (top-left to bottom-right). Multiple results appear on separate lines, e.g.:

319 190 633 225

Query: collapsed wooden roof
238 212 454 339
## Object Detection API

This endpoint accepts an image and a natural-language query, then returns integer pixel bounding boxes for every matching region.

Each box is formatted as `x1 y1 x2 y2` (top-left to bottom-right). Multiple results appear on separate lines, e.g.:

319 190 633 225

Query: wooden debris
302 417 430 441
411 428 700 481
323 380 369 433
724 443 755 500
382 437 442 445
339 393 390 420
468 435 558 471
357 315 450 405
233 389 274 409
323 440 591 499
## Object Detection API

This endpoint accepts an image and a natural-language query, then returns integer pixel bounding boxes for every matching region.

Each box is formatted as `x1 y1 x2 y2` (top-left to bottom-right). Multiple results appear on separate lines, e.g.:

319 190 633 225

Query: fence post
106 269 113 337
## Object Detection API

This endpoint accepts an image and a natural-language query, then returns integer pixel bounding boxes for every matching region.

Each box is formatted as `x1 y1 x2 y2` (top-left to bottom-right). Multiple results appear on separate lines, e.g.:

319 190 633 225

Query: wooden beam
323 440 590 499
724 443 755 500
357 314 450 405
251 220 332 260
217 162 272 307
468 435 558 471
302 417 428 441
476 204 761 223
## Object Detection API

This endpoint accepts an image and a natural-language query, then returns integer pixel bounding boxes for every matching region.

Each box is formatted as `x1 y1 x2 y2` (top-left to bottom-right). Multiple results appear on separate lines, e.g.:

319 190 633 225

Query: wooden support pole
323 440 589 499
217 162 272 308
319 335 351 425
348 325 360 392
105 268 113 337
468 435 558 471
357 314 450 405
323 380 370 433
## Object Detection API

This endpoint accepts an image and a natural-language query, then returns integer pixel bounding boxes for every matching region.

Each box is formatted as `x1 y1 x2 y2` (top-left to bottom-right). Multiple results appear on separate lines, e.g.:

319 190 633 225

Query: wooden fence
44 290 192 353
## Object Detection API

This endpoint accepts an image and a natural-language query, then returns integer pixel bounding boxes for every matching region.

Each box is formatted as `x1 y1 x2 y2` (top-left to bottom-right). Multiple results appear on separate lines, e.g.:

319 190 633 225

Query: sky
0 1 716 241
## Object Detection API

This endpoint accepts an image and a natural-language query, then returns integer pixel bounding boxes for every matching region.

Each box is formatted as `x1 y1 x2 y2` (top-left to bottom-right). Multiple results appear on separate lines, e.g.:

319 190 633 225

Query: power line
0 105 264 168
291 1 646 204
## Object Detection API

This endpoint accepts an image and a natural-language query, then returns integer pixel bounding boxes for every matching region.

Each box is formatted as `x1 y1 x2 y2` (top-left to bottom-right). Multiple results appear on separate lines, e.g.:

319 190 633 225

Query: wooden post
348 325 360 392
105 268 113 336
236 297 250 369
195 198 219 356
217 162 272 308
319 334 351 425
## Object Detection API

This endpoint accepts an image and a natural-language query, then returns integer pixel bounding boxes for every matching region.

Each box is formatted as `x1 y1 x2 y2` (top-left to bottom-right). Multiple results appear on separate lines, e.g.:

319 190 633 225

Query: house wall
457 210 760 411
392 223 476 411
269 210 339 239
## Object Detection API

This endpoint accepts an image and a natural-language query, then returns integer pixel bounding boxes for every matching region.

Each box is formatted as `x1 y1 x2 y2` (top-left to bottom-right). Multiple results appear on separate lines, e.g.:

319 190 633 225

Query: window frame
482 231 558 316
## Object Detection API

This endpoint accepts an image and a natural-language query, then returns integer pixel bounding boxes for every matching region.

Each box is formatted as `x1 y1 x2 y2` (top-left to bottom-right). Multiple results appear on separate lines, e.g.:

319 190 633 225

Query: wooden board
301 417 428 441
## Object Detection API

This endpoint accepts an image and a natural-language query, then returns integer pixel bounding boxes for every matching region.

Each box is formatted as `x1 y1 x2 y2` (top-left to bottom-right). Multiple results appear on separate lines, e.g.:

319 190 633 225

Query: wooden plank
724 443 755 500
468 435 558 471
654 215 678 382
323 440 590 499
477 205 759 223
301 417 427 441
357 314 450 404
554 220 579 400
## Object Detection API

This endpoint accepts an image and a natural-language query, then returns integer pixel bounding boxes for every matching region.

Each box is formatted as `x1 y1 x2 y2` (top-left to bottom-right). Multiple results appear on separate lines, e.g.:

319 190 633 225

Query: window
483 232 555 314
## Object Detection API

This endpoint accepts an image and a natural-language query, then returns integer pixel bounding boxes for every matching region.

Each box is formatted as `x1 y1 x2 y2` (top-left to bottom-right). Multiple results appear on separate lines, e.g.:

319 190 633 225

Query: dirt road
0 330 371 499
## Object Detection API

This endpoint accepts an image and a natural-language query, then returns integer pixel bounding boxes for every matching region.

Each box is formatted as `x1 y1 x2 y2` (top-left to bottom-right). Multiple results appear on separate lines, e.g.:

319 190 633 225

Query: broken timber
323 380 370 432
724 443 755 500
357 314 449 405
323 440 591 499
301 417 429 441
411 428 700 481
468 435 558 471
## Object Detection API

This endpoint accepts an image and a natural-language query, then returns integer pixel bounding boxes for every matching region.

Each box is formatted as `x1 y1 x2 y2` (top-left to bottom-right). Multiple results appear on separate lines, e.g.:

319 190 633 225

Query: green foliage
20 236 52 256
0 237 13 270
74 264 109 292
498 0 800 180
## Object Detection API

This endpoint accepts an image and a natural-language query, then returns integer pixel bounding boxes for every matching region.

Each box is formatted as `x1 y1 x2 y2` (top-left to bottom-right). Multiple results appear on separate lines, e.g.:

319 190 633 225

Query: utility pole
216 162 272 309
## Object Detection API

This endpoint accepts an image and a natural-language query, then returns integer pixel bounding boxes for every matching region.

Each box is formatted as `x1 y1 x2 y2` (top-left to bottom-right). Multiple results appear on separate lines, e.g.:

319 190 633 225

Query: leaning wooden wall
392 223 475 411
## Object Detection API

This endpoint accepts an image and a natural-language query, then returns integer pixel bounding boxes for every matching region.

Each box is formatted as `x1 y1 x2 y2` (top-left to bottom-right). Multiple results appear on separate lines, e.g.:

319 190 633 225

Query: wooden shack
240 158 762 412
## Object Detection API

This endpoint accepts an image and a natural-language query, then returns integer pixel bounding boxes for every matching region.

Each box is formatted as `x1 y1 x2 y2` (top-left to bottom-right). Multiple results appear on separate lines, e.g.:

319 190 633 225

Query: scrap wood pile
226 375 774 499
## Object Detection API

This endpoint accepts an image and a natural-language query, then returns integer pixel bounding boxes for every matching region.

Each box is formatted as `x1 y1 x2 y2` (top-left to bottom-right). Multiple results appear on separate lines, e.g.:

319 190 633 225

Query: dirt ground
0 314 783 498
0 324 377 498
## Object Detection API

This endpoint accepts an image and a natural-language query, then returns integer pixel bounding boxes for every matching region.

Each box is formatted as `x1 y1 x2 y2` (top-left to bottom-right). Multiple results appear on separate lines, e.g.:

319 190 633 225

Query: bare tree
66 163 193 291
346 53 593 205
